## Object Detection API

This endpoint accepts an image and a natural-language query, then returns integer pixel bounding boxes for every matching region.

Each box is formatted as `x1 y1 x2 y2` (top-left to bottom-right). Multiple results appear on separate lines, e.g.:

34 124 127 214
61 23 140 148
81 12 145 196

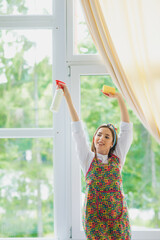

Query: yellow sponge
102 85 115 95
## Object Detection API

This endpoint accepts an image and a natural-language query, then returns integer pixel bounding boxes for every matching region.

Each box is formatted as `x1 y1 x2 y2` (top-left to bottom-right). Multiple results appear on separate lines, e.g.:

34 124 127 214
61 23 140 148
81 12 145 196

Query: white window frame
66 0 102 64
70 65 160 240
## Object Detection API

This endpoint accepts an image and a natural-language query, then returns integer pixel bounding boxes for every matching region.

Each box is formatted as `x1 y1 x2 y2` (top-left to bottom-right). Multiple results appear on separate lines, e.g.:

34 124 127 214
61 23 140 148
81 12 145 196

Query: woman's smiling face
94 127 113 155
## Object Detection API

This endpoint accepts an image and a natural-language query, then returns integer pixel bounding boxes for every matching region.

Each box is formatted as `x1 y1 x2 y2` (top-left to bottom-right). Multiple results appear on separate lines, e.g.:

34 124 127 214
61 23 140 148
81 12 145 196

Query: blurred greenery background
0 26 54 237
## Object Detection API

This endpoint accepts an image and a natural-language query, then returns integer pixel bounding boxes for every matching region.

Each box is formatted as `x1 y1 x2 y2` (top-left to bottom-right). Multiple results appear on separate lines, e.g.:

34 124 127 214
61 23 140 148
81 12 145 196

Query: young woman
60 83 133 239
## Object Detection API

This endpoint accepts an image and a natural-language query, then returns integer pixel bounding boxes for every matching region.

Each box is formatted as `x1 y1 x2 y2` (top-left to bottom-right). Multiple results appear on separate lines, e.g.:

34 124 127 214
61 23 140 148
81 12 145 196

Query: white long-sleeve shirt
71 121 133 176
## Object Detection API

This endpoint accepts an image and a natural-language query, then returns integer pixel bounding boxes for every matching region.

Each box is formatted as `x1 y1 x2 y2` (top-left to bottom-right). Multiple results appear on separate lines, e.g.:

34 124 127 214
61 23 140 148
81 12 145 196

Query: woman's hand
58 82 71 100
102 91 121 99
103 91 130 122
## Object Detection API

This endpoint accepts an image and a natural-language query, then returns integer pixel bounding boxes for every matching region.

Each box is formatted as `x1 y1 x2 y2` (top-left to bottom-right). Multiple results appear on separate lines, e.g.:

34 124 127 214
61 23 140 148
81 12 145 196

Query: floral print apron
82 154 131 239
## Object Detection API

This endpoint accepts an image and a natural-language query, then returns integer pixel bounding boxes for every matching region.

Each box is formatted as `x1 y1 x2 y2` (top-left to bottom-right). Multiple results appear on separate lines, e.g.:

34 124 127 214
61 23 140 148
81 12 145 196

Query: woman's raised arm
104 92 130 123
60 83 79 122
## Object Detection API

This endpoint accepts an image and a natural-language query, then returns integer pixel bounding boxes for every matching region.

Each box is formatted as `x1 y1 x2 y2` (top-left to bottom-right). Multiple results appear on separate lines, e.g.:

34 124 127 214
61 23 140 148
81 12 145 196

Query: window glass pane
0 30 52 128
0 0 52 15
74 0 97 55
80 75 160 230
0 138 54 238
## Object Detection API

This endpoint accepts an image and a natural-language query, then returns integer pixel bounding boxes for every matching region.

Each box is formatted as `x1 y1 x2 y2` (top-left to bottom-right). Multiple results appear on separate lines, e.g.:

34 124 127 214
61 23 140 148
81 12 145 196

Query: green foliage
81 75 119 141
0 31 52 128
77 22 97 54
78 40 97 54
0 28 53 237
0 0 28 15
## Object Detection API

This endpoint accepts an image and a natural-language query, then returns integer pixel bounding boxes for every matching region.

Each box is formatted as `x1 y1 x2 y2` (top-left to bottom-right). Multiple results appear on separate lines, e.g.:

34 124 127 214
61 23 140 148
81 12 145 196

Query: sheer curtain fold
80 0 160 143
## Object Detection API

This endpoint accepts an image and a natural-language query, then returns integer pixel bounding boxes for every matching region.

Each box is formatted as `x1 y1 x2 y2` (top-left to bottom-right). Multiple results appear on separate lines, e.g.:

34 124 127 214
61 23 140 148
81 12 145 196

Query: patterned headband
106 123 117 147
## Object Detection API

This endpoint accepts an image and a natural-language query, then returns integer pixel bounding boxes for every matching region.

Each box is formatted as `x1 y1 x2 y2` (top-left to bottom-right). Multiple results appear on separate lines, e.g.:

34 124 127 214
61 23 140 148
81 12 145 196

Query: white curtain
80 0 160 143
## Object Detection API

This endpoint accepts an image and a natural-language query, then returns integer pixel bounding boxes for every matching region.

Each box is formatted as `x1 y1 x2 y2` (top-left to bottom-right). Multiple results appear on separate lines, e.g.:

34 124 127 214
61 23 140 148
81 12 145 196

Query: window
0 138 53 238
67 0 100 63
0 30 52 128
1 0 160 239
73 0 97 55
0 0 55 239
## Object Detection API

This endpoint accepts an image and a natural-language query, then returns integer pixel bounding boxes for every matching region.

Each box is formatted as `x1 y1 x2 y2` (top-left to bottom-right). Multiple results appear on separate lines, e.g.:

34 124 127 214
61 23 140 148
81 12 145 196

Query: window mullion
0 128 54 138
0 15 54 29
52 0 71 239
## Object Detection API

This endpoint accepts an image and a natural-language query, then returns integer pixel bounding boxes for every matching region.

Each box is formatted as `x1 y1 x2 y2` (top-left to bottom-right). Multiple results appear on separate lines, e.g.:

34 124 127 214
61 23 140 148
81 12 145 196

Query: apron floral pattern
82 154 131 239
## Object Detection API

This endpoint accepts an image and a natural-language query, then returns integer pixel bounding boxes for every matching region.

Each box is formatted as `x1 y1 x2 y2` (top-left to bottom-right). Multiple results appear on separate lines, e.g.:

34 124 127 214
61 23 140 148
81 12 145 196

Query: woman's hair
91 124 118 158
